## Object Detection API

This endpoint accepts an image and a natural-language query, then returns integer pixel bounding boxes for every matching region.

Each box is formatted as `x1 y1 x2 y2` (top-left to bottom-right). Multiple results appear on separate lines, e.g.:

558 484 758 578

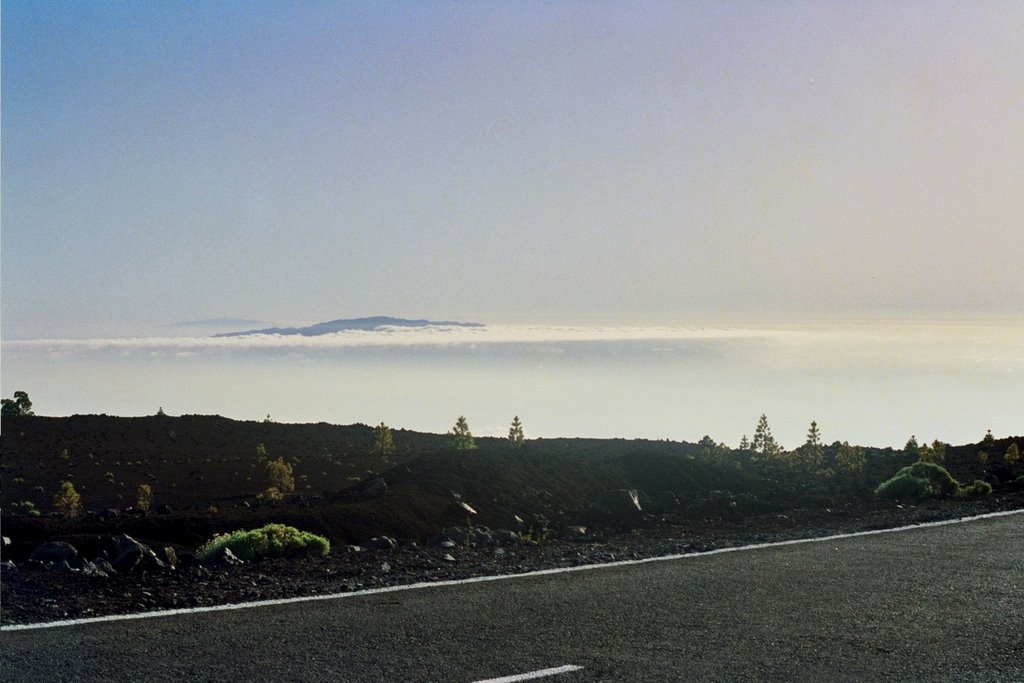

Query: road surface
3 513 1022 681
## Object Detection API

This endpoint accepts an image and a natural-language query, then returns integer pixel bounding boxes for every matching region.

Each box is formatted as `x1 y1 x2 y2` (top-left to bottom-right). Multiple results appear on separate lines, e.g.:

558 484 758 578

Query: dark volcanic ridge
212 316 485 338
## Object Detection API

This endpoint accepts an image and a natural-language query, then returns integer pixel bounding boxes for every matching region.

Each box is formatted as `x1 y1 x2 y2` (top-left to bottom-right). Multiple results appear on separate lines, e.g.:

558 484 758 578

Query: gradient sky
3 1 1023 339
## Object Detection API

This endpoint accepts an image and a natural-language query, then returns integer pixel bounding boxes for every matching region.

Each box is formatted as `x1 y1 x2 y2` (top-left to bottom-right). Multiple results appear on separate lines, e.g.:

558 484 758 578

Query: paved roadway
3 514 1022 682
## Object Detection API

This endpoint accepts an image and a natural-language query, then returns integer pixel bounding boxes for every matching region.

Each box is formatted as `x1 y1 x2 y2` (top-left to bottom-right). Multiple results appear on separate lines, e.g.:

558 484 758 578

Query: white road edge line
471 664 584 683
3 508 1022 632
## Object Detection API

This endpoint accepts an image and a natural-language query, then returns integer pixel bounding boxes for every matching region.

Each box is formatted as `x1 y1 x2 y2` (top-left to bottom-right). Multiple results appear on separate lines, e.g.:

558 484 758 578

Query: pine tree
739 435 750 451
373 422 395 461
752 414 781 459
799 421 824 469
508 416 525 447
449 415 477 451
264 456 295 499
53 480 82 518
1005 442 1020 465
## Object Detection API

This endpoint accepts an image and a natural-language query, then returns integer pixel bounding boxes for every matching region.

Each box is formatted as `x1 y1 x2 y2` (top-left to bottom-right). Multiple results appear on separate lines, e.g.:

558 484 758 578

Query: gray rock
30 541 79 564
442 553 456 562
1 560 17 572
366 536 397 551
93 558 116 574
207 546 243 567
55 560 76 573
344 545 363 553
380 562 391 574
112 535 165 573
493 529 521 545
156 546 178 568
560 525 589 541
81 560 109 578
359 476 388 499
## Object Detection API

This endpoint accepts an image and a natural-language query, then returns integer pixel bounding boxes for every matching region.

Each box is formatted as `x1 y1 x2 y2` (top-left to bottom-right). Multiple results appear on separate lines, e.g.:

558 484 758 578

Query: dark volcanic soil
4 495 1022 627
3 414 1023 627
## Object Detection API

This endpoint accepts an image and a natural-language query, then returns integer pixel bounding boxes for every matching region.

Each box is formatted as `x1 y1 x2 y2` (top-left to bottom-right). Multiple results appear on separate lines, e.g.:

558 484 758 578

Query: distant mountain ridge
212 316 485 338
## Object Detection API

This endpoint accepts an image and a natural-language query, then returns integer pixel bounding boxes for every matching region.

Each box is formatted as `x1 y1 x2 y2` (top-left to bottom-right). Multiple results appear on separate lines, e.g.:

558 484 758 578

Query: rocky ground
4 494 1021 627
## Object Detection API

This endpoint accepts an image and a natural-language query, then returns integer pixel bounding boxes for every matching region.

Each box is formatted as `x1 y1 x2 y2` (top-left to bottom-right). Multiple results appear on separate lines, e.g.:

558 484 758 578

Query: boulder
359 476 388 500
206 546 243 567
365 536 397 551
155 546 178 568
30 541 79 564
112 535 165 574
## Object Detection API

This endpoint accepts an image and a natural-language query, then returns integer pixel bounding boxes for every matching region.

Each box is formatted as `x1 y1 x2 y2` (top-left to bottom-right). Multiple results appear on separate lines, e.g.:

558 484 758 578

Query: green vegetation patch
199 523 330 562
875 461 992 500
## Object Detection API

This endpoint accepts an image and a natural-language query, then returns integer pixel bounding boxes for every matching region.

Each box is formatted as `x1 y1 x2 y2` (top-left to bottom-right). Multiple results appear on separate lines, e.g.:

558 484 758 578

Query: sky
3 1 1023 339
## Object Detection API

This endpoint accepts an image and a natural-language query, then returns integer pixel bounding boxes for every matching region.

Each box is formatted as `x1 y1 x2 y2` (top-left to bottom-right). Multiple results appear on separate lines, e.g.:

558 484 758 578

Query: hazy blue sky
3 1 1022 339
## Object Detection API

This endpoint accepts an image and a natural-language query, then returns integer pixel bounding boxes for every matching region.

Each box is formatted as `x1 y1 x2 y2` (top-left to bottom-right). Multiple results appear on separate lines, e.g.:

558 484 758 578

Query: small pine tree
256 443 268 461
1006 442 1020 466
53 480 82 518
904 435 919 457
449 415 477 451
798 421 824 469
136 483 153 512
266 456 295 496
982 429 995 445
373 422 395 461
508 416 525 447
752 414 781 459
738 435 750 451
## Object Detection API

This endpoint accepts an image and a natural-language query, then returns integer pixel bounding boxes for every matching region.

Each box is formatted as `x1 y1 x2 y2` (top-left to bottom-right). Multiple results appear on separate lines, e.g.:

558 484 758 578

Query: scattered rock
30 541 79 564
365 536 397 551
493 529 521 545
206 546 243 567
112 534 166 574
155 546 178 568
1 560 17 572
359 476 388 500
442 553 456 562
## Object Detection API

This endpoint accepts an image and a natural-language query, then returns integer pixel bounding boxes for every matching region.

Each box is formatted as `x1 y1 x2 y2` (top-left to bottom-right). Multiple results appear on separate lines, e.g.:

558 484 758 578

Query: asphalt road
3 514 1022 682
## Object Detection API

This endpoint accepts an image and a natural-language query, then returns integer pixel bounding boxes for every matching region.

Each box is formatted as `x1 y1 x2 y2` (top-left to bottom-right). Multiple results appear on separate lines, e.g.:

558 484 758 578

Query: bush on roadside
959 480 992 497
876 461 992 500
874 471 935 500
198 523 330 562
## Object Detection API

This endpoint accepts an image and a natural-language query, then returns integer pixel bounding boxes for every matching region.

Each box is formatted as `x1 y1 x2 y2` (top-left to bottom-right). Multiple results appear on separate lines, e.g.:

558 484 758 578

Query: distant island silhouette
212 316 485 338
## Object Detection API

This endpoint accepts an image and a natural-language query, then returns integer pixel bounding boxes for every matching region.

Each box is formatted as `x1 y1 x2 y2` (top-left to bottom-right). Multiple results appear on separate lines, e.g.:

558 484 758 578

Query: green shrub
876 461 962 500
875 472 935 500
12 500 40 516
959 480 993 497
199 523 330 562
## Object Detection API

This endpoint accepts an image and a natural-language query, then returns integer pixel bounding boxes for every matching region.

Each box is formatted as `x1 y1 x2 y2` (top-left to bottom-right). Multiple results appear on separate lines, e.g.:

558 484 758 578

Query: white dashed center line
471 664 584 683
